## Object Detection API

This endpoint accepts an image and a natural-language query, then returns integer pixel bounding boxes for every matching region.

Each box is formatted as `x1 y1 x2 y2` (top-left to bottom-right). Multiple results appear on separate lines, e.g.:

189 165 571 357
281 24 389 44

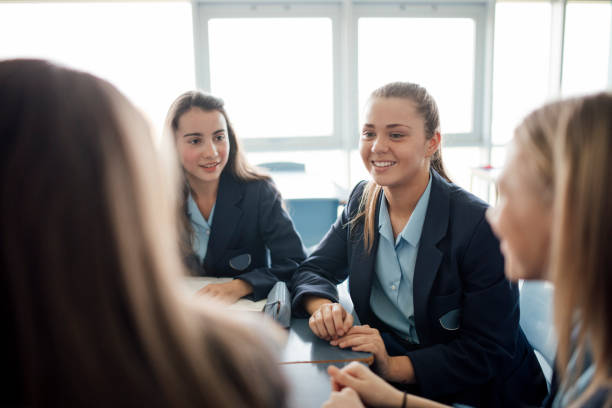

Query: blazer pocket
431 290 462 331
439 308 462 331
229 253 252 271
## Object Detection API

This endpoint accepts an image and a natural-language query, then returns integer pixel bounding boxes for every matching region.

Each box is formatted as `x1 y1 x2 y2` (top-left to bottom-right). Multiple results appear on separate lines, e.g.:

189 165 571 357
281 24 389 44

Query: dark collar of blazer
351 170 450 345
202 171 244 271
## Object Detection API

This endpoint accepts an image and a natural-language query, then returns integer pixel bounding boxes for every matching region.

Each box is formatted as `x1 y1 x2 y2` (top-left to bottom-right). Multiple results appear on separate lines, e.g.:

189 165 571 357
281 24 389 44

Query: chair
258 161 305 173
519 280 557 389
285 198 339 253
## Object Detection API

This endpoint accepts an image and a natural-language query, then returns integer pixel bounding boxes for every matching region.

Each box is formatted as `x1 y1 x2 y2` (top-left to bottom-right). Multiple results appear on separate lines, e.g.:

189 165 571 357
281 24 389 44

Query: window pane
562 2 612 96
491 2 552 145
208 18 334 139
0 3 195 138
358 18 475 134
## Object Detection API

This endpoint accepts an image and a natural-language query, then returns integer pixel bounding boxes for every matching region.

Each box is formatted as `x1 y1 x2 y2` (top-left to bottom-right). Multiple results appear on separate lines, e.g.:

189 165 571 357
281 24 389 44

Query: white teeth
201 162 218 168
372 161 395 168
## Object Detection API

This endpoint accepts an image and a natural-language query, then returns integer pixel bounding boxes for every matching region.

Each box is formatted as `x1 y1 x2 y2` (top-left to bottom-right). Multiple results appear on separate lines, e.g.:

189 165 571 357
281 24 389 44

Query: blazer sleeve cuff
406 345 452 399
235 270 277 301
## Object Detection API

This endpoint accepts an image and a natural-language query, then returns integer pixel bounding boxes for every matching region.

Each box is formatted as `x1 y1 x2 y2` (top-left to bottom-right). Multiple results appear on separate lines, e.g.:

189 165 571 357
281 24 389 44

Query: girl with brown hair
0 59 287 408
165 91 305 303
290 82 546 407
324 93 612 407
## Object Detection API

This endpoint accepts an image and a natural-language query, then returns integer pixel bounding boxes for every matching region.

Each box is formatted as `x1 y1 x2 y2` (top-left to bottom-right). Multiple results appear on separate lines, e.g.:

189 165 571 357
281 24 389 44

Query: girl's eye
188 138 201 145
362 131 375 138
390 133 404 139
215 134 226 141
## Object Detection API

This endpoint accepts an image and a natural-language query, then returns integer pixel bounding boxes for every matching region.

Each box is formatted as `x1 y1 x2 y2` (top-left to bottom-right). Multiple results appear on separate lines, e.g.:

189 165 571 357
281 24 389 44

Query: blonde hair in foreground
550 93 612 407
0 59 286 407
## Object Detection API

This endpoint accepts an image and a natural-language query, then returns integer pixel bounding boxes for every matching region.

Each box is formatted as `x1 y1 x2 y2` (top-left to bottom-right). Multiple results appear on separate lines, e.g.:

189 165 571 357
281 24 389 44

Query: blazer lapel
412 171 449 344
204 172 243 271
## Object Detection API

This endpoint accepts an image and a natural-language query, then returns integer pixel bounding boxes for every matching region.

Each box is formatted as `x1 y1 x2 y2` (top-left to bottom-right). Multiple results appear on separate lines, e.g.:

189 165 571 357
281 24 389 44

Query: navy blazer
186 172 306 300
290 170 547 407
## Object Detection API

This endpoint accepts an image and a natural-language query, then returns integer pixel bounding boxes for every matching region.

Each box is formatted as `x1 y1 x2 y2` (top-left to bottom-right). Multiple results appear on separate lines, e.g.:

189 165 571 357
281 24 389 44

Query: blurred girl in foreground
0 59 287 407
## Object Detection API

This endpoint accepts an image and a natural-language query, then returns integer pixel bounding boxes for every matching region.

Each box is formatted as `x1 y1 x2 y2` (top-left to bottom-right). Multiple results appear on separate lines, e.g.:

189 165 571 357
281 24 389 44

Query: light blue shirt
187 194 215 264
369 175 432 344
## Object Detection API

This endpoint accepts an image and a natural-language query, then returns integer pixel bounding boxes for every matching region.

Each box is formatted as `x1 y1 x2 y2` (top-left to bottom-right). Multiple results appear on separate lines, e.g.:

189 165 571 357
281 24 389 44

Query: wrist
382 388 405 408
232 279 253 297
387 356 416 384
304 296 332 315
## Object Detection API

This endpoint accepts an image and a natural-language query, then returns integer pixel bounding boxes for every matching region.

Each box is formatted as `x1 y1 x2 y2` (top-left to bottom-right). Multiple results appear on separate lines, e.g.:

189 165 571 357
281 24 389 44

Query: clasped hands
308 301 396 380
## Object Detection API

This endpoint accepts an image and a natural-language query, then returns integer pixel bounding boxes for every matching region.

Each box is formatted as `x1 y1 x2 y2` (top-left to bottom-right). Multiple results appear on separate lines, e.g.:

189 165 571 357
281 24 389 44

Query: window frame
351 3 488 148
193 2 343 152
193 1 488 151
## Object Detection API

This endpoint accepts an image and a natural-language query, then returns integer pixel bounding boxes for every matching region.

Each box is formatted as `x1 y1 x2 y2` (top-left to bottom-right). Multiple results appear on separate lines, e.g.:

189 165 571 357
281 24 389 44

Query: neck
187 175 219 202
383 167 430 218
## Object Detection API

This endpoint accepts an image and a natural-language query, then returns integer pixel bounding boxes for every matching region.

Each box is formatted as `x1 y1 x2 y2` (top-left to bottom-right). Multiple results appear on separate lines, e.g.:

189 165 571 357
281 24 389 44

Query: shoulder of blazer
430 171 492 252
217 171 246 205
438 172 490 223
346 180 369 216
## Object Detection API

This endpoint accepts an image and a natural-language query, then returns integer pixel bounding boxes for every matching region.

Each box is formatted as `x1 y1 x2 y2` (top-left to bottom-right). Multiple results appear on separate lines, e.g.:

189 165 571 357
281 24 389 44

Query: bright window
207 18 334 139
562 2 612 96
491 2 552 145
358 17 476 135
0 2 195 137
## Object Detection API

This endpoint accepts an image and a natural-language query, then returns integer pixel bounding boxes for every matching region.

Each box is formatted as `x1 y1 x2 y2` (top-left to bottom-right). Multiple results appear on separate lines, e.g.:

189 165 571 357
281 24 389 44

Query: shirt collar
187 193 214 228
378 175 432 248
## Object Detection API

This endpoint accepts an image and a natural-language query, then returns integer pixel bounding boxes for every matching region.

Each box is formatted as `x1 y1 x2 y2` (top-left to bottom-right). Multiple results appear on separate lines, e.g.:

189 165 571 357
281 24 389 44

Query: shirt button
391 285 397 290
206 229 210 235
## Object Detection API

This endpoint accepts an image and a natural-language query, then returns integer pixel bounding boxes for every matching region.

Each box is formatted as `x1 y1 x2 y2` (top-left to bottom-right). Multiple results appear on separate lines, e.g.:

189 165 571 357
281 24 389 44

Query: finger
340 387 359 399
329 371 344 392
338 335 373 349
350 344 378 355
345 325 376 335
331 331 362 346
343 311 354 333
321 305 337 338
331 304 345 336
309 315 323 338
329 367 360 390
313 311 329 339
313 310 329 339
342 361 368 377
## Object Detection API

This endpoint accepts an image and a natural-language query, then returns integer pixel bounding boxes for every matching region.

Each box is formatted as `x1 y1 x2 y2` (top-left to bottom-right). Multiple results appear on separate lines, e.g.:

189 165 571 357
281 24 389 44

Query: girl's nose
371 137 388 153
202 139 218 158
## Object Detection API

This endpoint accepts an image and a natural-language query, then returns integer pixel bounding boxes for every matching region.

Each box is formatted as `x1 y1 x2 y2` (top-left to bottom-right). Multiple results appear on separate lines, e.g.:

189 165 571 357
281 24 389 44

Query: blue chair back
519 280 557 389
285 198 339 252
258 161 305 173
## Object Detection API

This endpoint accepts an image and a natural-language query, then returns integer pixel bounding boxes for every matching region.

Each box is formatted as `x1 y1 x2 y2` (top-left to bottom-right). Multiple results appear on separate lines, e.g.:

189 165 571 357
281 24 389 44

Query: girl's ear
426 132 441 157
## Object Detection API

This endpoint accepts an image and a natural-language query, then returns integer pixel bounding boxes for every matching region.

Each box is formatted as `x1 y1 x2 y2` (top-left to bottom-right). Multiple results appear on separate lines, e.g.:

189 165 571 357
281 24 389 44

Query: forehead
362 97 420 124
177 108 227 131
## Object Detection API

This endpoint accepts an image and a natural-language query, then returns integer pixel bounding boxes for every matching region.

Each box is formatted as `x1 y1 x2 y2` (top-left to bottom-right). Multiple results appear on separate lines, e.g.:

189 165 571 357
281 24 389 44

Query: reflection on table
282 361 359 408
280 318 373 365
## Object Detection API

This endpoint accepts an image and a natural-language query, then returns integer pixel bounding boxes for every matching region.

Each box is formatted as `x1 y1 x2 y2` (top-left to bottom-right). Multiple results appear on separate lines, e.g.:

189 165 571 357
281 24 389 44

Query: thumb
328 364 360 390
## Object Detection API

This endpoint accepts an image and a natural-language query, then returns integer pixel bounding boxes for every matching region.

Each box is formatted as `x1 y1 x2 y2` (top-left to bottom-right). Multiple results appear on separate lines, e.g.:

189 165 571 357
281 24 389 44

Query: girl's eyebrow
362 123 412 129
386 124 412 130
182 129 225 137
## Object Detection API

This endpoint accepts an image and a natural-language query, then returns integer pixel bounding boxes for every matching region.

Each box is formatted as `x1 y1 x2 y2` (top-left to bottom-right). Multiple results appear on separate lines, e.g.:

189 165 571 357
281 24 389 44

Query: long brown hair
164 91 270 256
549 93 612 406
0 59 287 407
353 82 451 252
